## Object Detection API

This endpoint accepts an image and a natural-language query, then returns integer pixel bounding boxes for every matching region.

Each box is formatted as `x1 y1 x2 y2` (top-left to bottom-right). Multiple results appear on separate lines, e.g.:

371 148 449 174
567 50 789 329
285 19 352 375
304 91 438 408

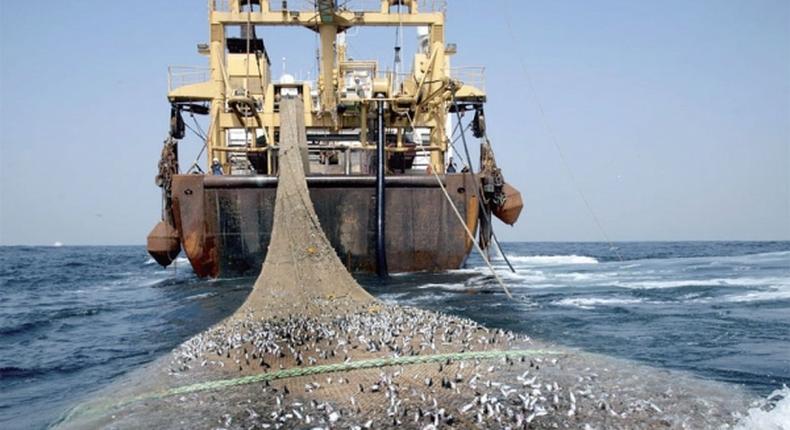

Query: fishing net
56 98 753 429
236 97 374 318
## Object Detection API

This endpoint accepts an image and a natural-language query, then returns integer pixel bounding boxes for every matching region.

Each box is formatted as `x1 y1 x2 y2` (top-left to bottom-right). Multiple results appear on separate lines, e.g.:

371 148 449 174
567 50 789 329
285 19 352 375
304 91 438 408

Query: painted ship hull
168 173 480 278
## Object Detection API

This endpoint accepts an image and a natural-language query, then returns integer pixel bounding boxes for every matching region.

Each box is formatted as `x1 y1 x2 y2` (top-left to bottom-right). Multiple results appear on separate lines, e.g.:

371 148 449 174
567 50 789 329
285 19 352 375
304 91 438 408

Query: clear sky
1 0 788 245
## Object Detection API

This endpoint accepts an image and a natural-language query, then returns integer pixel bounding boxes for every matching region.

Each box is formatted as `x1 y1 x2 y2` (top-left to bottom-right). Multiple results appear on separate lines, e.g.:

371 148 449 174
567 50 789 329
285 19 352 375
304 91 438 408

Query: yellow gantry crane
149 0 522 278
167 0 486 175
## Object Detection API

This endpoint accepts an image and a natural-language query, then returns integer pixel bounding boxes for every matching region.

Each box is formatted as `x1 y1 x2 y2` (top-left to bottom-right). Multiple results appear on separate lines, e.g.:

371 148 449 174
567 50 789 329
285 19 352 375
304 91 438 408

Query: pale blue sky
1 0 788 245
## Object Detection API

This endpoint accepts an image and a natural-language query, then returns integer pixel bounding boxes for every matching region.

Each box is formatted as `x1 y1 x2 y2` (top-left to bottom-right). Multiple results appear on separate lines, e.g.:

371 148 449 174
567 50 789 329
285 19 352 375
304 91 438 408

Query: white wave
613 277 790 290
186 292 218 301
616 279 724 289
734 386 790 430
143 256 189 267
679 292 706 300
172 256 190 266
389 292 453 306
553 272 599 281
720 289 790 303
446 268 484 275
553 297 648 309
141 277 171 288
417 282 473 291
507 255 599 266
450 265 553 284
738 250 790 260
377 292 410 304
498 270 549 283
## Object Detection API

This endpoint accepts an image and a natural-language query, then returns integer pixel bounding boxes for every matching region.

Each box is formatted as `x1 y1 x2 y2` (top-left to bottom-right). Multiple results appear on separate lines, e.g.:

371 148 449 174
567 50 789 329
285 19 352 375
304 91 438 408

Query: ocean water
1 241 788 429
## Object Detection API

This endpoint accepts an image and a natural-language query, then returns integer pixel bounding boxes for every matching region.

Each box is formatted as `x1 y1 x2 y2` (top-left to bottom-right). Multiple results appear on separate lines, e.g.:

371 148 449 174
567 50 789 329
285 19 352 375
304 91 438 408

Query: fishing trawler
146 0 522 278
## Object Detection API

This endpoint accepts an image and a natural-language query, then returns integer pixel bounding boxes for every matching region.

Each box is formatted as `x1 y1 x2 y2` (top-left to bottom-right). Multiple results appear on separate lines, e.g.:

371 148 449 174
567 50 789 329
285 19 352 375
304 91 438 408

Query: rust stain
172 175 219 278
170 173 483 277
465 194 479 252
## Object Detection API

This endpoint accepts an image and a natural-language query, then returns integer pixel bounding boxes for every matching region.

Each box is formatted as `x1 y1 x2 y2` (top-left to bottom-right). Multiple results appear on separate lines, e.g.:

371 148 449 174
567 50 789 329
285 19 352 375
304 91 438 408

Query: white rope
431 163 513 298
404 110 513 299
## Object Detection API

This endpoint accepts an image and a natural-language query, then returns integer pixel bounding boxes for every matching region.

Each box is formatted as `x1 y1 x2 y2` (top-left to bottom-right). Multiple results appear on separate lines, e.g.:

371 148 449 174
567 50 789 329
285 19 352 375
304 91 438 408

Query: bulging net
56 98 752 430
237 97 374 319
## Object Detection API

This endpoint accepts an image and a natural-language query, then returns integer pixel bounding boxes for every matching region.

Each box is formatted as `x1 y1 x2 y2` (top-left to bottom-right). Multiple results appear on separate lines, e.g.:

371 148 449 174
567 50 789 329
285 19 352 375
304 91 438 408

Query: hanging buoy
493 183 523 225
146 221 181 266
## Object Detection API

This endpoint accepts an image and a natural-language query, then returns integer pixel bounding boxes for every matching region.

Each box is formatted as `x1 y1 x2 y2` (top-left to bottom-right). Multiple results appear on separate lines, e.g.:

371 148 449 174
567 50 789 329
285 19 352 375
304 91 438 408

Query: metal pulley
228 93 258 117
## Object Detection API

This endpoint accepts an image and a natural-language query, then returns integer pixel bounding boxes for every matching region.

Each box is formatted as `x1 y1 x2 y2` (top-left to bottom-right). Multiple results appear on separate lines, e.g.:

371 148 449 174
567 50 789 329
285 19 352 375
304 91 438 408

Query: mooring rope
61 348 560 423
404 110 514 299
450 96 517 274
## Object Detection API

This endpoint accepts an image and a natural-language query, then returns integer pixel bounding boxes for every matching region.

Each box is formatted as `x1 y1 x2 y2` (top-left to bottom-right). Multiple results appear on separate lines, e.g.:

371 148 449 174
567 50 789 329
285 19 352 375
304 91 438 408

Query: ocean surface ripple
0 241 788 429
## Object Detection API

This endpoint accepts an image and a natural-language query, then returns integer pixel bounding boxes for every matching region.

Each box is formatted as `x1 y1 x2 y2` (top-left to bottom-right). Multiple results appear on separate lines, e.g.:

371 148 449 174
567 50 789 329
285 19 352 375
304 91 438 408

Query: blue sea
1 241 789 429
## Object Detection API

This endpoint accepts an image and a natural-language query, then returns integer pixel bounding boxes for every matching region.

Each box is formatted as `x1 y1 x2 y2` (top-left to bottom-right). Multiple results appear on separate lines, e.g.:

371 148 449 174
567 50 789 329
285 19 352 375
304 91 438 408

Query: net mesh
56 98 753 430
236 97 374 319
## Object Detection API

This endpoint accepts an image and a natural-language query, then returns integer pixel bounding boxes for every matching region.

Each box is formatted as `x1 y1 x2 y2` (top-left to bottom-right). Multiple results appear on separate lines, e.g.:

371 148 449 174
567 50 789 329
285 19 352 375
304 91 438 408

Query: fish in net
56 98 754 429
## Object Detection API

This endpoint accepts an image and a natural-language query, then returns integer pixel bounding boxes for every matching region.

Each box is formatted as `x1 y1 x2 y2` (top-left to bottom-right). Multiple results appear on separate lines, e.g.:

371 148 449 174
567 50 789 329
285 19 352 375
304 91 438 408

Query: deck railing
168 66 212 92
450 66 485 91
211 0 446 13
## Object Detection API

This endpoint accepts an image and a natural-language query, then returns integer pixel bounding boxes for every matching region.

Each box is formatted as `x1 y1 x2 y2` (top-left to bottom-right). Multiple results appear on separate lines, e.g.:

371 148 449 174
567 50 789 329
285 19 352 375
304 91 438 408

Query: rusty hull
171 174 479 278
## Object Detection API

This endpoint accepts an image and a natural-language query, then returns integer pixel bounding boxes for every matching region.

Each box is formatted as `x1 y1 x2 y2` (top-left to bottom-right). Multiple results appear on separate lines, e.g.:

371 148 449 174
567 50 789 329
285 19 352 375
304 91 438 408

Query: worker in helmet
211 158 224 175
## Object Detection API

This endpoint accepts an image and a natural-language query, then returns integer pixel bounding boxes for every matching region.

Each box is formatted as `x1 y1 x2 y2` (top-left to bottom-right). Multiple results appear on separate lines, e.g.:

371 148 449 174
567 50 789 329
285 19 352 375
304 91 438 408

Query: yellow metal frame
168 0 485 174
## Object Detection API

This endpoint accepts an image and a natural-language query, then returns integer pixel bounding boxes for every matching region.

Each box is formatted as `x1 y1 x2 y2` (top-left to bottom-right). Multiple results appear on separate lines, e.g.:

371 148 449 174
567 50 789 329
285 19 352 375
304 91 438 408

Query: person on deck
211 158 224 175
447 157 457 173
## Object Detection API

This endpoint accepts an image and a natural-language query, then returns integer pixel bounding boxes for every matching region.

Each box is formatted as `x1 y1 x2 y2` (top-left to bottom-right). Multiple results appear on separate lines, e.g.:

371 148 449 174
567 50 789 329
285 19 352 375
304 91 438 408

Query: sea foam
613 276 790 290
554 297 648 309
734 386 790 430
506 255 599 265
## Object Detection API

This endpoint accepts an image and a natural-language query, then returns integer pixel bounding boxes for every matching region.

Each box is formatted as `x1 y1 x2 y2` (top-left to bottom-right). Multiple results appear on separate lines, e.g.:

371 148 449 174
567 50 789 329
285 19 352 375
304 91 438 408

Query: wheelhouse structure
147 0 522 278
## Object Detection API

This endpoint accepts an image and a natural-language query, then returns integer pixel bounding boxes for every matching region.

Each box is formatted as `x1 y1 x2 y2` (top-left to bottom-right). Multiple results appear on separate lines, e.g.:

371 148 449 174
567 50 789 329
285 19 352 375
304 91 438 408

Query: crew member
447 157 457 173
211 158 224 175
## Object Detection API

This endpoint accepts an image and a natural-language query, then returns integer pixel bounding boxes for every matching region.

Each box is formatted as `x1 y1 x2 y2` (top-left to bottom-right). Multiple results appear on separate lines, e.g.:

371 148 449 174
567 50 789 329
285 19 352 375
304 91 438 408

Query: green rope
61 348 560 424
166 348 560 396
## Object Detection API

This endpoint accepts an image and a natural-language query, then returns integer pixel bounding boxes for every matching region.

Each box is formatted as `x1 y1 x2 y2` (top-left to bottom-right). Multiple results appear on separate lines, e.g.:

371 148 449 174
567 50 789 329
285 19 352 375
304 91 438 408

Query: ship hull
170 174 480 278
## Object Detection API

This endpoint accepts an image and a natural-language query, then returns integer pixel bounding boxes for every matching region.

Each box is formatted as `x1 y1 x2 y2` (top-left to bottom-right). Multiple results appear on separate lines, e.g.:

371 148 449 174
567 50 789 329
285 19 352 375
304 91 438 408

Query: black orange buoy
146 221 181 266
